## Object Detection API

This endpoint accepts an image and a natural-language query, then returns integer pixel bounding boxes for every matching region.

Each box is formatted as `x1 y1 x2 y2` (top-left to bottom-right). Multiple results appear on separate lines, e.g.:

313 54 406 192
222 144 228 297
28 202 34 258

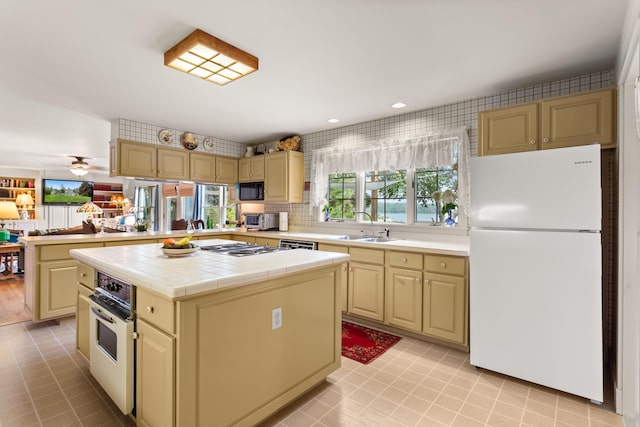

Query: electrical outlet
272 307 282 330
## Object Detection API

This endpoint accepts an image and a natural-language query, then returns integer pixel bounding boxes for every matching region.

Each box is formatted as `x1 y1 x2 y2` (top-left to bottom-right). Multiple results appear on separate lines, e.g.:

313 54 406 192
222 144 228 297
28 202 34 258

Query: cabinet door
250 156 265 181
348 262 385 321
319 244 349 311
119 140 157 178
39 259 78 320
189 153 216 182
423 272 467 345
238 158 251 182
136 319 175 427
47 206 68 229
386 268 422 332
540 88 615 150
254 237 280 248
264 152 288 202
479 103 538 156
158 148 189 180
215 157 238 184
76 284 92 360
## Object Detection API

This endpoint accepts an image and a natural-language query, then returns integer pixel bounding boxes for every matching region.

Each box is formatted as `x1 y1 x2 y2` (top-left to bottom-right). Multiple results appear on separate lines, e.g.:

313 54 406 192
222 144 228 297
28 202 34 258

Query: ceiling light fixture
69 156 90 176
328 118 340 123
391 102 407 109
165 29 258 86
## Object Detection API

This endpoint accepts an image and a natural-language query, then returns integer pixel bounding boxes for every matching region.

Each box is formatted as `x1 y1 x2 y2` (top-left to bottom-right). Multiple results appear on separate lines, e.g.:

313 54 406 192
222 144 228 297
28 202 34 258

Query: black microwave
239 182 264 201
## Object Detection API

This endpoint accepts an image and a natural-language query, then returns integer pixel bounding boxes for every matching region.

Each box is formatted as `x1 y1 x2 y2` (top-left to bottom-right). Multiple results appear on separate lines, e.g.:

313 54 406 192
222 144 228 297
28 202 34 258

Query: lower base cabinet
76 284 92 360
386 267 423 332
40 260 79 319
136 319 175 427
423 272 466 345
348 262 385 321
318 243 349 311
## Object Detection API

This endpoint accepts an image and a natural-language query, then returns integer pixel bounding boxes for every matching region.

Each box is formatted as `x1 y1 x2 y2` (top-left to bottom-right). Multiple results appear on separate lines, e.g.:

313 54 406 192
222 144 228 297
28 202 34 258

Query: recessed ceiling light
328 118 340 123
391 102 407 109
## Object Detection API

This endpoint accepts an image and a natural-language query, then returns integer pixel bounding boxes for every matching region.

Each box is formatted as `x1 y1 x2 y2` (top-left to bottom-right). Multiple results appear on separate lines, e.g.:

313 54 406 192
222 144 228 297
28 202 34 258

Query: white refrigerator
469 144 603 402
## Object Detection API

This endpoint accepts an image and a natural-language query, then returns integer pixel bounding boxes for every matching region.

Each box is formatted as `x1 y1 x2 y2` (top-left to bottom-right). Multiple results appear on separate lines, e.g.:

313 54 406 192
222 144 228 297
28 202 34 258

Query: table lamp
15 193 34 220
0 201 20 244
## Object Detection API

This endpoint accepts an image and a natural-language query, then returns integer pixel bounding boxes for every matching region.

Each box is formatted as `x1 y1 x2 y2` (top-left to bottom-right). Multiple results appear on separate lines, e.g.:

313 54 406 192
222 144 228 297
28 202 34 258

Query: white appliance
469 144 603 402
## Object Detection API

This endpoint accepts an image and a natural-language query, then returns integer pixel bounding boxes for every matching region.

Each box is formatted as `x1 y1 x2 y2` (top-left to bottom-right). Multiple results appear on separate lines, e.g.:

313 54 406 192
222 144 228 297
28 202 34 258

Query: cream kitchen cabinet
238 156 265 182
157 147 189 180
347 247 385 321
189 152 216 182
479 88 616 156
422 254 468 346
24 242 103 322
215 156 238 185
254 236 280 248
76 263 94 360
111 139 157 178
264 151 304 203
386 251 424 332
46 206 86 229
318 243 349 312
136 319 175 427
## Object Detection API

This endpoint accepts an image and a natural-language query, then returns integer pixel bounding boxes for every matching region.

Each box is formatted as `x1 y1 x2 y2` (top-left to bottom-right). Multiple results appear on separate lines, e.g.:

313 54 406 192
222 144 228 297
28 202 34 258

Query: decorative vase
244 146 255 157
444 210 455 227
324 210 330 222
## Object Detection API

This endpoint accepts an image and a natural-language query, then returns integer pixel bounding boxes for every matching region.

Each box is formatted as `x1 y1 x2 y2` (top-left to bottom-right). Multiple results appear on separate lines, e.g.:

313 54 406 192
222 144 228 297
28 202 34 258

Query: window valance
310 126 470 215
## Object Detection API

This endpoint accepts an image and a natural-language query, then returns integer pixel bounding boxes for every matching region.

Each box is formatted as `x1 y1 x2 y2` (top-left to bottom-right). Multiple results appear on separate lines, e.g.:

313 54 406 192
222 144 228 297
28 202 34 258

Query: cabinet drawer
104 239 153 247
318 243 349 254
424 254 466 276
349 247 384 264
388 251 423 270
137 289 175 334
76 263 95 289
40 243 103 261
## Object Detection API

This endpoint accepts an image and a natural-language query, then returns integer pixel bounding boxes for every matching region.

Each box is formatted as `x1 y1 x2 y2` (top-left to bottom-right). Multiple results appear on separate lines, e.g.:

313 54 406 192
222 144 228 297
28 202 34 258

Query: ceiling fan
68 156 103 176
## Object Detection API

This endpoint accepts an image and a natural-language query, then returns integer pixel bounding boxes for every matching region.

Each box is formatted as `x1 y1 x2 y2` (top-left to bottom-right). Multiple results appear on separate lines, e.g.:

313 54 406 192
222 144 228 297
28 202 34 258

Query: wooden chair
190 219 205 230
171 219 187 230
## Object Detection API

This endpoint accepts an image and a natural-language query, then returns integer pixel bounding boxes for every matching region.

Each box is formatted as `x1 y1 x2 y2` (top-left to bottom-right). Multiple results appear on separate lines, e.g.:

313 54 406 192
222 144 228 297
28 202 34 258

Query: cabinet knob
146 306 154 314
425 279 431 285
349 267 353 272
543 137 549 143
401 257 407 263
342 265 347 271
415 277 421 283
529 139 536 145
440 262 446 268
80 273 86 277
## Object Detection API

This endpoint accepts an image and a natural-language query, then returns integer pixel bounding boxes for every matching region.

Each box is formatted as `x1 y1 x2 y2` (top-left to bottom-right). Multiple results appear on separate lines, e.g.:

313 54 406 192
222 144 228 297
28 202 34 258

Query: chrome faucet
354 211 373 224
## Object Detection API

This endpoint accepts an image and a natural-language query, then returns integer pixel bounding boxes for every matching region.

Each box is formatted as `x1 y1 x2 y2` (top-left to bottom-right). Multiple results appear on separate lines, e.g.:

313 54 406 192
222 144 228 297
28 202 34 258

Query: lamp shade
76 201 103 214
16 193 34 207
0 201 20 220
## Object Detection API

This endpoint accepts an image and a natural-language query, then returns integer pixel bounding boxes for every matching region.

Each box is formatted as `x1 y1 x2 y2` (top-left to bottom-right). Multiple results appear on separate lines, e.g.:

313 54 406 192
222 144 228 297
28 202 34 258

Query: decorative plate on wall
203 137 215 151
158 129 173 145
181 132 198 150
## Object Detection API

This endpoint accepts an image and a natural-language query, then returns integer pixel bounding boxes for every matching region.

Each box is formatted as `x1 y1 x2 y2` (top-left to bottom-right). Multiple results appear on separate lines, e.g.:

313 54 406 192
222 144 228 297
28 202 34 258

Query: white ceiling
0 0 628 174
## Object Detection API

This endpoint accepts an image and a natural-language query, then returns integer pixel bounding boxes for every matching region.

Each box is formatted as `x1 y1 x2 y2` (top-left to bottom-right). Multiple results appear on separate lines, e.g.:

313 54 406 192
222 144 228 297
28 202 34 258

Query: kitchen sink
330 235 395 242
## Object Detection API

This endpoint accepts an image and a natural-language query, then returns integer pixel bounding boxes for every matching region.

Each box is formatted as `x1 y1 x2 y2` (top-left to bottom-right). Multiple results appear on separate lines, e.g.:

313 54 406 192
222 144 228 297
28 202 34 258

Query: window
415 165 457 223
202 185 236 228
326 173 356 220
365 170 407 223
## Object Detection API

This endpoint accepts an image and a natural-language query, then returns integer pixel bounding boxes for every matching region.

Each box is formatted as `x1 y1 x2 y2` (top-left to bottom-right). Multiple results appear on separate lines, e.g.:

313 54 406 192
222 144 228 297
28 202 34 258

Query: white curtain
310 126 470 215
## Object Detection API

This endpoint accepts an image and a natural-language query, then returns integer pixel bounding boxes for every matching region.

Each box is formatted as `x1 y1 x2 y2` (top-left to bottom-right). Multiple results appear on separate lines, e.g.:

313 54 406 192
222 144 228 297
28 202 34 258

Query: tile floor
0 316 624 427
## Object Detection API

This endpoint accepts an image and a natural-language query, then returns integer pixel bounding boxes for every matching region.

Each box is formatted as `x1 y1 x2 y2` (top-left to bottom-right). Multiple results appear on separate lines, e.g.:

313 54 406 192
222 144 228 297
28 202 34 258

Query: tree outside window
326 173 356 220
366 170 407 223
415 165 457 223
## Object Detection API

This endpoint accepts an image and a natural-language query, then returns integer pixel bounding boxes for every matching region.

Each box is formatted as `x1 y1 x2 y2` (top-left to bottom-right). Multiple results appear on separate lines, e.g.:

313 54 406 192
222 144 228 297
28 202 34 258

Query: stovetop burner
200 243 282 257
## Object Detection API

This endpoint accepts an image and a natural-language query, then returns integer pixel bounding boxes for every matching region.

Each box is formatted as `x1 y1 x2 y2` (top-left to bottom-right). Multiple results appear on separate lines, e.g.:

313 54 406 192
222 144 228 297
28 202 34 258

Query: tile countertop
19 228 469 256
69 239 350 300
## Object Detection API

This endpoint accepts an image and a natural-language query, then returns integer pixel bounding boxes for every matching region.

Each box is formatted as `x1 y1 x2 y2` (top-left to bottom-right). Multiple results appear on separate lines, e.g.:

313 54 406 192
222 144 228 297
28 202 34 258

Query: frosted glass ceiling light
165 29 258 86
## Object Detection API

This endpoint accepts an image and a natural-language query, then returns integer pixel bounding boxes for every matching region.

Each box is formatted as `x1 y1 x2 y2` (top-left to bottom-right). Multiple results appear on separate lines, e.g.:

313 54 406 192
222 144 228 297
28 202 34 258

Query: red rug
341 321 401 364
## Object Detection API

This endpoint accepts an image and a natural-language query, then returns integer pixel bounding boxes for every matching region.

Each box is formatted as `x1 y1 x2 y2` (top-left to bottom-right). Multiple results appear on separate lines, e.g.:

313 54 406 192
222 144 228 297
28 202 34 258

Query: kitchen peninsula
70 239 348 427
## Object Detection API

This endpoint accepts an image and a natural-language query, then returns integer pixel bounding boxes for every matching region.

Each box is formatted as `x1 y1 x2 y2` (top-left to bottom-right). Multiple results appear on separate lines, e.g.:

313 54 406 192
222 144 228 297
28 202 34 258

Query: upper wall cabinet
479 88 616 156
238 156 265 183
264 151 304 203
111 139 238 185
111 139 157 178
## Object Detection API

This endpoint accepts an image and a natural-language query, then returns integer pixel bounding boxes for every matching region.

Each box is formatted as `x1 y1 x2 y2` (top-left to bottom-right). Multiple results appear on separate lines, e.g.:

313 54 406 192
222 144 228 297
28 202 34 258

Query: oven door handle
91 306 115 324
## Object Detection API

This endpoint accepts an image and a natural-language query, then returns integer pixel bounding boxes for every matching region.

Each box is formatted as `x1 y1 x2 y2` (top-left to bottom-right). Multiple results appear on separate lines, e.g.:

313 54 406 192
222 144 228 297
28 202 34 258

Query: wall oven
89 272 135 414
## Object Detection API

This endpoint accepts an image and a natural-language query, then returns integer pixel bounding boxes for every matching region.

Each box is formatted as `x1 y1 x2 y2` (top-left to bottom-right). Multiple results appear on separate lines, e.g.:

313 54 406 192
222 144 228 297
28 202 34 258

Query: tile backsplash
266 69 614 229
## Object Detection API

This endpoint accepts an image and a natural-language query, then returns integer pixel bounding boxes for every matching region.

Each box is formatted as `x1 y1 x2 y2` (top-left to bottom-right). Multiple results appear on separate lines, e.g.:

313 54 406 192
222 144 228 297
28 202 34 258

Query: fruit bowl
161 246 200 257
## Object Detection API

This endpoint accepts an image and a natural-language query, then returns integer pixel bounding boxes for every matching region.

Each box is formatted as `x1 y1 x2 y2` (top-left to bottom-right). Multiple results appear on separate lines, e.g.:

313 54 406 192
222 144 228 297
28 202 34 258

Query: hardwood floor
0 276 31 326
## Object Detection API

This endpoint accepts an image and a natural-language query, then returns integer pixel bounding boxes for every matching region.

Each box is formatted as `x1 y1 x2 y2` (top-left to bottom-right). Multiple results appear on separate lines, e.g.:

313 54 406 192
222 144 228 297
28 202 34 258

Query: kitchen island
70 239 348 427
